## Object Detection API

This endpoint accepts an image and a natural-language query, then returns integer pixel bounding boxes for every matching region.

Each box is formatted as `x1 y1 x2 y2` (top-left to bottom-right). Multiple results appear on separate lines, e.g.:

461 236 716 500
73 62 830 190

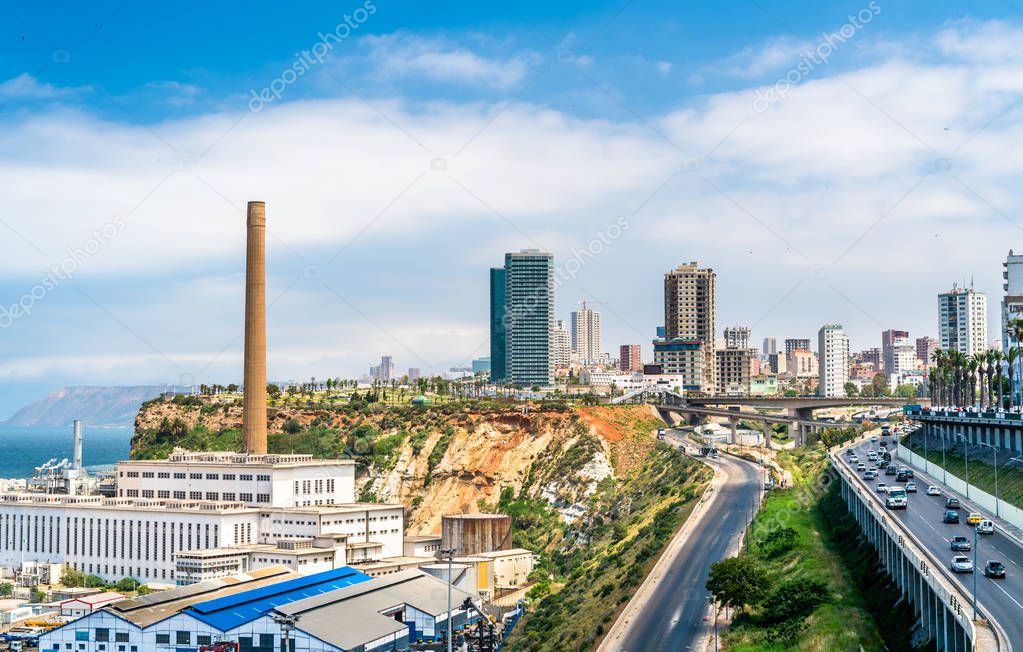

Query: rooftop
118 450 354 469
107 566 300 628
184 566 372 631
276 570 475 650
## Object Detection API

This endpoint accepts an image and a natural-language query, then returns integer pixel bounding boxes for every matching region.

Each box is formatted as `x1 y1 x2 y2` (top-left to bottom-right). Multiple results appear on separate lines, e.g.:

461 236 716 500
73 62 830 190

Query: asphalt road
617 431 762 652
842 439 1023 648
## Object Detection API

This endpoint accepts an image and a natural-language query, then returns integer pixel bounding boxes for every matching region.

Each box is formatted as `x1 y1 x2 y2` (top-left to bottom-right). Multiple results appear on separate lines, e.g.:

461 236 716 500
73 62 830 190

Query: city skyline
4 4 1023 416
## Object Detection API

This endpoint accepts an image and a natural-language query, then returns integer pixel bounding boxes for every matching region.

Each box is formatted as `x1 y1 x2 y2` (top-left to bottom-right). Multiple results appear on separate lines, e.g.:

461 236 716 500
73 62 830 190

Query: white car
876 482 888 493
950 555 974 573
927 485 941 496
977 520 995 535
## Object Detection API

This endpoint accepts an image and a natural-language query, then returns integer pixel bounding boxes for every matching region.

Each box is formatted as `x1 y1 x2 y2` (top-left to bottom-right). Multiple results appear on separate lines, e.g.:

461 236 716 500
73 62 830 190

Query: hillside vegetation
717 443 924 651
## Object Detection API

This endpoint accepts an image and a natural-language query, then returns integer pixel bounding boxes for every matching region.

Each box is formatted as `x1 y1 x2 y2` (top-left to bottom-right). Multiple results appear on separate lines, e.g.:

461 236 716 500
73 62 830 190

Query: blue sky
2 1 1023 417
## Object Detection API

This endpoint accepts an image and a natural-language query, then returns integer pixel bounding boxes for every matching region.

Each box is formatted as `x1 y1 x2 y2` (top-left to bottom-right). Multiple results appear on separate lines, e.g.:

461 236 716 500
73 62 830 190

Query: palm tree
931 348 947 404
984 350 997 409
1009 347 1021 409
967 357 979 408
993 350 1006 409
972 352 987 409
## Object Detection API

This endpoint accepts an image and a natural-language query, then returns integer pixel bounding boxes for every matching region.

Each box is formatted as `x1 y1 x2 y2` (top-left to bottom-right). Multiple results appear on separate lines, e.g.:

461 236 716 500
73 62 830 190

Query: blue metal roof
185 567 372 631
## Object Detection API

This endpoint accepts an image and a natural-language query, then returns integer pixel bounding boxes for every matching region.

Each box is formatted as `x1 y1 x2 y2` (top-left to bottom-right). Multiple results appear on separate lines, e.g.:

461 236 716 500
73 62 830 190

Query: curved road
842 439 1023 648
616 431 762 651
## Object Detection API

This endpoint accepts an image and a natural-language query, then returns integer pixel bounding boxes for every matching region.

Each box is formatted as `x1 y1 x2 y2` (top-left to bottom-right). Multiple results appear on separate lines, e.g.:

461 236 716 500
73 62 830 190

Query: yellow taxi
966 512 984 525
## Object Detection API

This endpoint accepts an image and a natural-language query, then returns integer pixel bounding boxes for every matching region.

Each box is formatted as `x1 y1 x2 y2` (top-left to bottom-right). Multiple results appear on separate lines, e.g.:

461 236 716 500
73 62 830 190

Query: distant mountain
2 386 178 428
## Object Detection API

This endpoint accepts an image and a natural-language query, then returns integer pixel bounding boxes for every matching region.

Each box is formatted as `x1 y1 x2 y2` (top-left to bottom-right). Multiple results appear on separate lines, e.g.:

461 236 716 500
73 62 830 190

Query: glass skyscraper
489 267 507 382
490 250 554 387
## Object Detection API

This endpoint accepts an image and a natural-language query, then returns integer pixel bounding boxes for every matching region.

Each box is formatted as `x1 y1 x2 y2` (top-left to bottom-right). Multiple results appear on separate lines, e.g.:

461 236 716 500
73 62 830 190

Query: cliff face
131 398 665 533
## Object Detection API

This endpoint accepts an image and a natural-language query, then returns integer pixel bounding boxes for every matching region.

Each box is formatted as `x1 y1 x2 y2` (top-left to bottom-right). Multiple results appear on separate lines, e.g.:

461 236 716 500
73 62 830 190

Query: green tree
61 567 85 587
762 577 829 624
706 556 770 613
871 373 889 397
843 381 858 397
896 383 917 399
29 586 46 603
0 582 13 597
115 577 140 593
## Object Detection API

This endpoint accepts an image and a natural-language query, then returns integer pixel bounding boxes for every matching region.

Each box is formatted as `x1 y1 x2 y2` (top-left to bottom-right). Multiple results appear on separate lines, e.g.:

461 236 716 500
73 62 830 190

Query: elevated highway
835 437 1010 650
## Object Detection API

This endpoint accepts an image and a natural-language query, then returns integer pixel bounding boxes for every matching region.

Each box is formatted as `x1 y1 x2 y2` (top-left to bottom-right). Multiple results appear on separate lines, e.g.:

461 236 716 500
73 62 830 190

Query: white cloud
360 33 535 89
0 73 77 102
656 61 672 75
4 20 1023 387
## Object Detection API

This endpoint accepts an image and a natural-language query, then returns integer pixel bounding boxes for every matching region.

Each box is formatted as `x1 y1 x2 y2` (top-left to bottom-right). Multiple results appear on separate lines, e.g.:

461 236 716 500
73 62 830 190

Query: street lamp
955 434 970 499
977 441 999 518
706 595 719 652
439 547 457 652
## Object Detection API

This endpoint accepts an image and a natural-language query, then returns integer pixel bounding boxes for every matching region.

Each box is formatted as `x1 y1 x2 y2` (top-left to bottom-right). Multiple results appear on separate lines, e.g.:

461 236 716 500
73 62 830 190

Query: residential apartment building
723 326 750 350
552 320 571 370
882 329 914 376
818 324 850 397
619 344 642 372
570 302 602 362
660 262 716 392
715 348 755 395
784 338 811 355
916 337 938 366
786 349 817 378
1003 251 1023 351
938 284 988 356
652 339 706 393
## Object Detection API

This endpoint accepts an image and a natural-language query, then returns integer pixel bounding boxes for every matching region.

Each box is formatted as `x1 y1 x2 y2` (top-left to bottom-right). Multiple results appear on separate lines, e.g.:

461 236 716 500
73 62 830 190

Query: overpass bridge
612 388 856 445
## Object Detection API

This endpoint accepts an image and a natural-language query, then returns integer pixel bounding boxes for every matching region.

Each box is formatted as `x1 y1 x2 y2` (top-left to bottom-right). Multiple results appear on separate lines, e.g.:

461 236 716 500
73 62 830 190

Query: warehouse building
39 566 477 652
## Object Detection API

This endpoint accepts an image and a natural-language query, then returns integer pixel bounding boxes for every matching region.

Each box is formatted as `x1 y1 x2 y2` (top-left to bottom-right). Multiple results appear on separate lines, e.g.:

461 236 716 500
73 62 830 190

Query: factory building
39 566 478 652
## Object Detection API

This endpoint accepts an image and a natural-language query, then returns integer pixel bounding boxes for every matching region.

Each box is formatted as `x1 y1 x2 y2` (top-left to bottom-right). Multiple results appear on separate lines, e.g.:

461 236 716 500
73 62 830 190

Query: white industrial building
0 449 404 586
115 450 355 508
39 566 477 652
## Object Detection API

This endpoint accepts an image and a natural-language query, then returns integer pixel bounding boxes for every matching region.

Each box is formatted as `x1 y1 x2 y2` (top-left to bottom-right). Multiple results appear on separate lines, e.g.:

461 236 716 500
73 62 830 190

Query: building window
173 491 185 499
256 494 270 503
95 628 109 642
257 474 270 482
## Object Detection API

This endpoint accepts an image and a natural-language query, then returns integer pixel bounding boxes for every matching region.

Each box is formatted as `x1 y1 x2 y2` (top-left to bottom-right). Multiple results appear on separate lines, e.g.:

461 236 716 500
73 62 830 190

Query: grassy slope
724 447 888 651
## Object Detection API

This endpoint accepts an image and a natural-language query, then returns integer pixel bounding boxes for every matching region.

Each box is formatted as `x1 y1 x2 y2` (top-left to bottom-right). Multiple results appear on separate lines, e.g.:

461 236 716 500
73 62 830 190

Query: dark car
950 535 971 551
943 510 961 523
946 497 961 509
896 471 910 482
984 561 1006 579
886 466 898 476
878 460 889 468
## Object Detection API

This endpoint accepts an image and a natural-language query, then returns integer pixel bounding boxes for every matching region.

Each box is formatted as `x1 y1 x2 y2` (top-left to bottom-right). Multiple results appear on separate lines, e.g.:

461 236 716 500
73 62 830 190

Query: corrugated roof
109 566 300 627
184 567 372 631
275 570 475 650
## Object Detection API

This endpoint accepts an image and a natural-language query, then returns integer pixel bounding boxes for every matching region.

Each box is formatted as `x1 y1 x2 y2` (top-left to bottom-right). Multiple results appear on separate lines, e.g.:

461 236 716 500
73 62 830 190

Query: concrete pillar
243 200 268 455
728 417 737 443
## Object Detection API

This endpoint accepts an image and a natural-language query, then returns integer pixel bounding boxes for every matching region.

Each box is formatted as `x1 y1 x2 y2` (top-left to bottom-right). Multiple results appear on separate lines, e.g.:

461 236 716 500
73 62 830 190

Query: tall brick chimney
243 201 268 455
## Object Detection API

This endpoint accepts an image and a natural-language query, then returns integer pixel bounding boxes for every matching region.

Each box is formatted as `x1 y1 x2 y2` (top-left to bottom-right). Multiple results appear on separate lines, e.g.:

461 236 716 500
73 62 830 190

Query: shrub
762 577 829 624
